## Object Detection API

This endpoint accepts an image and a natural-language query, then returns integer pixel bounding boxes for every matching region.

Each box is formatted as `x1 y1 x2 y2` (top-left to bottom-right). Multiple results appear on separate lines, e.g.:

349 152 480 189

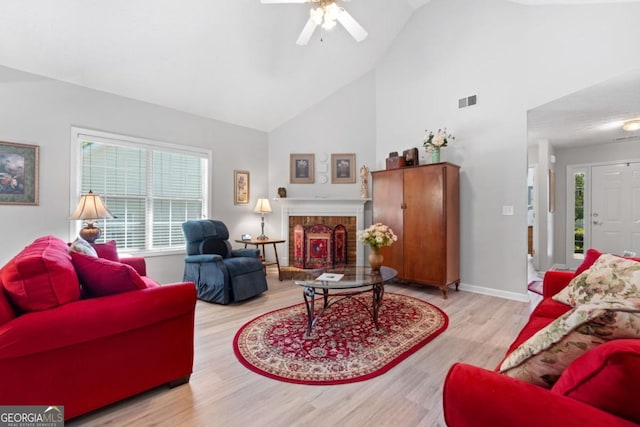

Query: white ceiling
0 0 637 132
528 68 640 148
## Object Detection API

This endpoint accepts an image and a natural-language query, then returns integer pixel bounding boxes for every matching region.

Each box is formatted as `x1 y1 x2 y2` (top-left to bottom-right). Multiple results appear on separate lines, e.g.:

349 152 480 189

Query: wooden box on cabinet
372 163 460 298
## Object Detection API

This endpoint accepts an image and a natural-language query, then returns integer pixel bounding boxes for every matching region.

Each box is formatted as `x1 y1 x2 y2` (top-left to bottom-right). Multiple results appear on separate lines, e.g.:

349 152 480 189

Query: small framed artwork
234 170 250 205
331 153 356 184
0 141 39 205
290 153 315 184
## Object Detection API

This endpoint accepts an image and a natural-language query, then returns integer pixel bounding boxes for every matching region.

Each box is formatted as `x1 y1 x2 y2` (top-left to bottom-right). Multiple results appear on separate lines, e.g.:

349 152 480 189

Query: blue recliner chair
182 219 268 304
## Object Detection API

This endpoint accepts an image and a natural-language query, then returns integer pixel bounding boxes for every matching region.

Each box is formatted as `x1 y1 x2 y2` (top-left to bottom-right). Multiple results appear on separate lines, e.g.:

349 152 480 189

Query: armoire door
372 169 404 275
403 165 445 284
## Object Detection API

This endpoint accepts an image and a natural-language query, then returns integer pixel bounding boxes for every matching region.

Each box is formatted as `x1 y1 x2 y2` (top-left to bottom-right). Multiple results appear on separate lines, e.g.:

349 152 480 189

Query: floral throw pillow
499 300 640 388
68 237 98 258
553 254 640 307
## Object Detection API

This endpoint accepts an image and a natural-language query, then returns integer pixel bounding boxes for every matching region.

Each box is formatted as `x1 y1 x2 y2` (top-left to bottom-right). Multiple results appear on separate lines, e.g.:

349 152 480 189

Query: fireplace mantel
273 197 370 266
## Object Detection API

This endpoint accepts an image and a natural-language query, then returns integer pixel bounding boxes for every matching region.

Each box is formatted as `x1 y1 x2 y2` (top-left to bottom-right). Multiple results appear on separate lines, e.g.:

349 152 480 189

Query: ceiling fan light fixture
311 7 324 25
324 3 340 20
322 19 337 30
622 119 640 132
264 0 367 45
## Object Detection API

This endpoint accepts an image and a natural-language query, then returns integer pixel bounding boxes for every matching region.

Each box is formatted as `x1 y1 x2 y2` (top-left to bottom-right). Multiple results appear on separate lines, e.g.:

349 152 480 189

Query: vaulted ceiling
0 0 636 132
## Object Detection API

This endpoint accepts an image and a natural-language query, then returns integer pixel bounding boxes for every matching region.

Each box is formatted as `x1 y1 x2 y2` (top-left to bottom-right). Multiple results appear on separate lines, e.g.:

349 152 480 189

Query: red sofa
0 236 197 420
443 268 640 427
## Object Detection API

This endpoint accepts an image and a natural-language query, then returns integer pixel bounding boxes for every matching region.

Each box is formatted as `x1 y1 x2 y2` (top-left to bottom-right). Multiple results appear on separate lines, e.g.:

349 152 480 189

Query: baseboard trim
458 282 529 303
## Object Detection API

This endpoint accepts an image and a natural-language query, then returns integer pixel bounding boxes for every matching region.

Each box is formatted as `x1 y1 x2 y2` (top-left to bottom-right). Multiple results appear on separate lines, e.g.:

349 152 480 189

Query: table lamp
254 198 272 240
70 190 115 243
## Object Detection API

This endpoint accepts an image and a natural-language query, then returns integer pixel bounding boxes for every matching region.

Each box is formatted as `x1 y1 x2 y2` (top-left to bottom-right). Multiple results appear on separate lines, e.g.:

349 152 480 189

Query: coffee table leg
372 283 384 330
303 286 316 337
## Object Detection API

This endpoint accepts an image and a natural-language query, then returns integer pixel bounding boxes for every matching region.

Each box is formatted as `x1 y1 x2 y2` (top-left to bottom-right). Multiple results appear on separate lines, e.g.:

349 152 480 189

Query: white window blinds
77 132 208 252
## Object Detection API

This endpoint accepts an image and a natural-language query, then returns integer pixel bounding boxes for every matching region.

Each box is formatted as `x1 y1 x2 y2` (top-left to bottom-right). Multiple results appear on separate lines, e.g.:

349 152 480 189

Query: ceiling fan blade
336 8 368 42
296 17 319 45
260 0 308 3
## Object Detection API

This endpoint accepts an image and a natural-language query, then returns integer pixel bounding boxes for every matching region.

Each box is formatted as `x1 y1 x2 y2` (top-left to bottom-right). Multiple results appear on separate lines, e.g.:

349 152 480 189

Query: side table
235 238 285 281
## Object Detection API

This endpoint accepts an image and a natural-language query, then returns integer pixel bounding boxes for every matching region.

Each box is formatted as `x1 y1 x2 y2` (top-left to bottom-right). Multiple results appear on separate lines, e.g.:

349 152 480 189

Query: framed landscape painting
234 170 250 205
0 141 39 205
331 153 356 184
290 153 314 184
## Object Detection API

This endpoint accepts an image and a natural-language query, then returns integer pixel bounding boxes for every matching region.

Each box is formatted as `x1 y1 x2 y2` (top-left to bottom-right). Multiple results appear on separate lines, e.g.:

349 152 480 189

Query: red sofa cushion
502 298 571 357
140 276 160 288
0 287 15 326
444 363 640 427
71 252 147 297
552 339 640 425
1 236 80 312
90 240 120 262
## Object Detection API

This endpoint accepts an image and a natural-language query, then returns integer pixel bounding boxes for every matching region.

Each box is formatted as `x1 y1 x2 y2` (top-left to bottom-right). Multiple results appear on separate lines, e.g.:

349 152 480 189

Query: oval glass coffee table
294 266 397 338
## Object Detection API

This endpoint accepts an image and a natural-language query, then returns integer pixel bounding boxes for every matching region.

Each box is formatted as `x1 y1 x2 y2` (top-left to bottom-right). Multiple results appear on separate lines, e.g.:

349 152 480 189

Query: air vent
458 94 478 109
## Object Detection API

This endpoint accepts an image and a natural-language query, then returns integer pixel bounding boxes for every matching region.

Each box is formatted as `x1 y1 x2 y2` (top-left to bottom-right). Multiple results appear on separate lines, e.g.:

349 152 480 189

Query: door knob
592 220 601 225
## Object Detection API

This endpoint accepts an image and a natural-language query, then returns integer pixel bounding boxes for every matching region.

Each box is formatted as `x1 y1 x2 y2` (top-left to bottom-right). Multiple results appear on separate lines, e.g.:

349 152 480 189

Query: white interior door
591 162 640 255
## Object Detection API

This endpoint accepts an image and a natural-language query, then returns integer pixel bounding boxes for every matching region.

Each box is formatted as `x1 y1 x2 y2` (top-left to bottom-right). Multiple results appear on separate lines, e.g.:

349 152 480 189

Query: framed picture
0 141 39 205
234 170 250 205
331 153 356 184
290 153 314 184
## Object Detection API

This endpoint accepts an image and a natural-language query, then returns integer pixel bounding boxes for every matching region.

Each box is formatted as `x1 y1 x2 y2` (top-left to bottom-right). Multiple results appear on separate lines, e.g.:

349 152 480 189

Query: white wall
267 70 377 249
0 65 268 284
3 0 640 296
376 0 529 299
526 1 640 268
268 0 640 300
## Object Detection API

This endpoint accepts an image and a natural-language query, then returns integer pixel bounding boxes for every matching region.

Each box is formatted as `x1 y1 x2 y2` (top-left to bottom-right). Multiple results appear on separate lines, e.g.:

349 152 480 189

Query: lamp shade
254 198 272 214
70 190 115 221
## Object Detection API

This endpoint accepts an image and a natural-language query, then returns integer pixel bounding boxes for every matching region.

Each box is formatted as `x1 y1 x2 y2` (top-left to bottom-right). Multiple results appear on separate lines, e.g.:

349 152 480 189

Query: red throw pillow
90 240 120 262
572 248 602 277
551 340 640 424
0 288 15 326
71 252 147 297
1 236 80 312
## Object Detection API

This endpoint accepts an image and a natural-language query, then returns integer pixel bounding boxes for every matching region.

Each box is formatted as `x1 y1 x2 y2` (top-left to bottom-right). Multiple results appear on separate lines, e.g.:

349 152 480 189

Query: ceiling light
622 119 640 132
311 8 324 25
263 0 367 46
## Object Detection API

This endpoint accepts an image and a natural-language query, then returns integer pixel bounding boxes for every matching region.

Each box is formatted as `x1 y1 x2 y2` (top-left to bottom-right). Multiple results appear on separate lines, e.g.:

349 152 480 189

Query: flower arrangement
423 128 455 152
357 223 398 248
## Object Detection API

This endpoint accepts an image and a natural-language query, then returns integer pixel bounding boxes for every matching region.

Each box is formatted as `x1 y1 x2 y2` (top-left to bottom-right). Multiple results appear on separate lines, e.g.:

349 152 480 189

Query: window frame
69 127 212 256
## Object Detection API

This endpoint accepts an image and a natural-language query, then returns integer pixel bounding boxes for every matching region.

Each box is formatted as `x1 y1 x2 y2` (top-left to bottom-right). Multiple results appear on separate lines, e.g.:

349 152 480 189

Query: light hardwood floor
69 269 530 427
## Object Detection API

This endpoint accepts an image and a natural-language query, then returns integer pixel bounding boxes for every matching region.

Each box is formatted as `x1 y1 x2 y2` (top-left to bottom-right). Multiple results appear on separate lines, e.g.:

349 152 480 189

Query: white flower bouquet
357 223 398 248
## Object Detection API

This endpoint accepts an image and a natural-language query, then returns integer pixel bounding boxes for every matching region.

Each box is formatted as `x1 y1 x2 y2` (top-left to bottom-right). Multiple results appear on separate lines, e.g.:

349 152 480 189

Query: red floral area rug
528 280 543 295
233 292 448 385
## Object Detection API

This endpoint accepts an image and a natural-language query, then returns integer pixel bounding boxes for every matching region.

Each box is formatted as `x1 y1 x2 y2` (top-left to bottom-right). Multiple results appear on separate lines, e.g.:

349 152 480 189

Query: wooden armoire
372 162 460 298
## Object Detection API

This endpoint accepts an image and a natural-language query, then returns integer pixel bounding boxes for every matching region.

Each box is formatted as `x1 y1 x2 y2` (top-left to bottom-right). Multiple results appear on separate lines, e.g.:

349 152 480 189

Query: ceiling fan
261 0 368 46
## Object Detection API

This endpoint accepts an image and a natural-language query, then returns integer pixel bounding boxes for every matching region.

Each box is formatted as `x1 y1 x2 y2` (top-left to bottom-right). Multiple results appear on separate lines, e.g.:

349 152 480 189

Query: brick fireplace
291 221 351 268
273 198 369 267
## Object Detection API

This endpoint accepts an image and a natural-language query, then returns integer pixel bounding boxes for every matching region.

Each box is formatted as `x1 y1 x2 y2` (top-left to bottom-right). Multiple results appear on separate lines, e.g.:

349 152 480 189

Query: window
573 171 585 257
566 165 588 266
72 128 210 253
